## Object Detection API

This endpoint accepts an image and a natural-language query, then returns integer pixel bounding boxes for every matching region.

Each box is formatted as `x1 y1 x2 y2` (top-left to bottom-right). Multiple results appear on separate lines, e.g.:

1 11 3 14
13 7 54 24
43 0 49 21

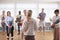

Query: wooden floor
0 31 55 40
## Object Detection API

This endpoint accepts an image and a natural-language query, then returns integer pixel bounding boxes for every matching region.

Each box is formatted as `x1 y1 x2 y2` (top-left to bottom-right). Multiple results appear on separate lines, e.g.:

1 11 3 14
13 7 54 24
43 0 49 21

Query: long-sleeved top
52 15 60 28
54 18 60 24
22 18 37 36
5 16 14 27
52 16 60 23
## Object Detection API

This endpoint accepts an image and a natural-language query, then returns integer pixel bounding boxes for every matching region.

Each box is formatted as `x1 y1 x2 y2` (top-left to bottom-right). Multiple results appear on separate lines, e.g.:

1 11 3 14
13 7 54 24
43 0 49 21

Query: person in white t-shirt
51 9 60 40
21 10 37 40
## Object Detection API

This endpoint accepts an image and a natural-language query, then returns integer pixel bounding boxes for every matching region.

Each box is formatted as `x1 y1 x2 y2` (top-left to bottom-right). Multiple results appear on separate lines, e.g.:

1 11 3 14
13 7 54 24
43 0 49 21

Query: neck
27 17 31 22
56 15 58 16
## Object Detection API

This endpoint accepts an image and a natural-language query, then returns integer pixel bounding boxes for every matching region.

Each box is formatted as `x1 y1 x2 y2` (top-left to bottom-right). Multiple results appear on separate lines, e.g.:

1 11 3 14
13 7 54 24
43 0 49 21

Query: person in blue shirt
37 8 46 31
5 11 14 40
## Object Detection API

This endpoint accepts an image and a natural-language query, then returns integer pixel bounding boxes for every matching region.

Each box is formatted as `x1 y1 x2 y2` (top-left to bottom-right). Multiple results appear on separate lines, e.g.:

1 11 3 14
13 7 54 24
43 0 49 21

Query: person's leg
56 28 59 40
2 26 4 34
54 28 56 40
18 23 20 35
6 26 9 40
7 33 9 40
11 26 14 40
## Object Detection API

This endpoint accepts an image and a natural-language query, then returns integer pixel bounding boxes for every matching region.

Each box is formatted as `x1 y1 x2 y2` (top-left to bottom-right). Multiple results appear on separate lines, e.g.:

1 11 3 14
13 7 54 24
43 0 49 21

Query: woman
1 10 6 35
22 10 37 40
51 9 60 40
5 11 14 40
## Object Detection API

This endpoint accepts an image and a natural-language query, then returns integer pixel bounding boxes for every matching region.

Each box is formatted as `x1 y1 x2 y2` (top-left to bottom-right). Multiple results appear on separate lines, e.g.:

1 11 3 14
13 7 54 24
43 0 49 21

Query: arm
34 20 37 31
21 21 26 40
5 17 9 26
37 16 40 19
12 17 14 26
37 14 41 19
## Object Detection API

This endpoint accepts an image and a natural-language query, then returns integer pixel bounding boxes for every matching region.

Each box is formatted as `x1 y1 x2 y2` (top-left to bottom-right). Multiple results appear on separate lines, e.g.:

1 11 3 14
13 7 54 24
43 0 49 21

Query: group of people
0 8 60 40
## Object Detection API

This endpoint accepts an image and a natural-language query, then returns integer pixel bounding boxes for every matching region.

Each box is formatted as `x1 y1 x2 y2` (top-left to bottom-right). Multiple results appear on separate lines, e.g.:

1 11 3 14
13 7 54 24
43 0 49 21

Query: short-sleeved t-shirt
22 18 37 35
39 12 46 21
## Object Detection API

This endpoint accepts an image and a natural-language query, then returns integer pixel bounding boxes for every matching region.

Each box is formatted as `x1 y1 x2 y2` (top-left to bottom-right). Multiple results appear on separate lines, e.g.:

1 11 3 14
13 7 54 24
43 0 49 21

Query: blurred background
0 0 60 40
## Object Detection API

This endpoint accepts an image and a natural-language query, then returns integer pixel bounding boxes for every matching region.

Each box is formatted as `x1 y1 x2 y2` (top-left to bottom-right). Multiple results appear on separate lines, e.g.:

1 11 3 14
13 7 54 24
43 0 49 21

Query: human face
55 12 59 16
42 8 44 12
7 11 11 16
24 10 27 16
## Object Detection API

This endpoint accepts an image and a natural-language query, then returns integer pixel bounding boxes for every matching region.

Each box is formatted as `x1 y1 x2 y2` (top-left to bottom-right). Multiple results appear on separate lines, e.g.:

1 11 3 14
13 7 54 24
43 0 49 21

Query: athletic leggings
6 26 14 37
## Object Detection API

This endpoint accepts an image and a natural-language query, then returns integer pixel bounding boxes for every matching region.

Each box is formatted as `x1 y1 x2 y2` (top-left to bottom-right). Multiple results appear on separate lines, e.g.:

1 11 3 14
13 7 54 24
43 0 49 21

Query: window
39 3 58 22
0 4 14 17
16 3 37 19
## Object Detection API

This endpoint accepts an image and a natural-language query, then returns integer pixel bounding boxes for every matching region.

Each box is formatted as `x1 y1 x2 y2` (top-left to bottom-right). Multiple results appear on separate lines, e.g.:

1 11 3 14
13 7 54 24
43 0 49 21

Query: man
5 11 14 40
22 10 37 40
37 8 46 31
15 11 22 35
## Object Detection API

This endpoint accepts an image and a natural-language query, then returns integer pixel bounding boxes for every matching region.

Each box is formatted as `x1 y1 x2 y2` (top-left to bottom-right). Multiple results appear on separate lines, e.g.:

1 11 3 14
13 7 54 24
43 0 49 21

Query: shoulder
44 13 46 15
11 16 14 19
53 16 56 18
39 13 41 14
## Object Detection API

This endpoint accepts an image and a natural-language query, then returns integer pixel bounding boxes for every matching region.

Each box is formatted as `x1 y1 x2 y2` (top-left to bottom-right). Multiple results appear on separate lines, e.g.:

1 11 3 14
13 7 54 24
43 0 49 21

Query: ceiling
0 0 60 3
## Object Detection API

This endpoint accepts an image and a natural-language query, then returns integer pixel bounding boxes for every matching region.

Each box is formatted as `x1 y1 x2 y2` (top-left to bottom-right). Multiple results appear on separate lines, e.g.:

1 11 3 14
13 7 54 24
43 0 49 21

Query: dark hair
54 9 59 13
7 11 11 16
19 11 21 15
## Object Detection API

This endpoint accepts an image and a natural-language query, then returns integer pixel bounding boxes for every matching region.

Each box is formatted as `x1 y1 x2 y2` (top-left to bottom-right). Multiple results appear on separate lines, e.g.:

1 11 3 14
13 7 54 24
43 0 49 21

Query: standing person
21 10 27 40
37 8 46 31
5 11 14 40
22 10 27 22
22 10 37 40
51 9 60 40
1 10 6 35
15 11 22 35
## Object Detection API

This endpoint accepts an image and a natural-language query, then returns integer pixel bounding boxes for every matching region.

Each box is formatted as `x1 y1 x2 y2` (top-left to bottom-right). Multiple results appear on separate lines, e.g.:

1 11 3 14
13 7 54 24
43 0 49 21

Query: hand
9 25 12 28
51 23 55 28
39 27 42 31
